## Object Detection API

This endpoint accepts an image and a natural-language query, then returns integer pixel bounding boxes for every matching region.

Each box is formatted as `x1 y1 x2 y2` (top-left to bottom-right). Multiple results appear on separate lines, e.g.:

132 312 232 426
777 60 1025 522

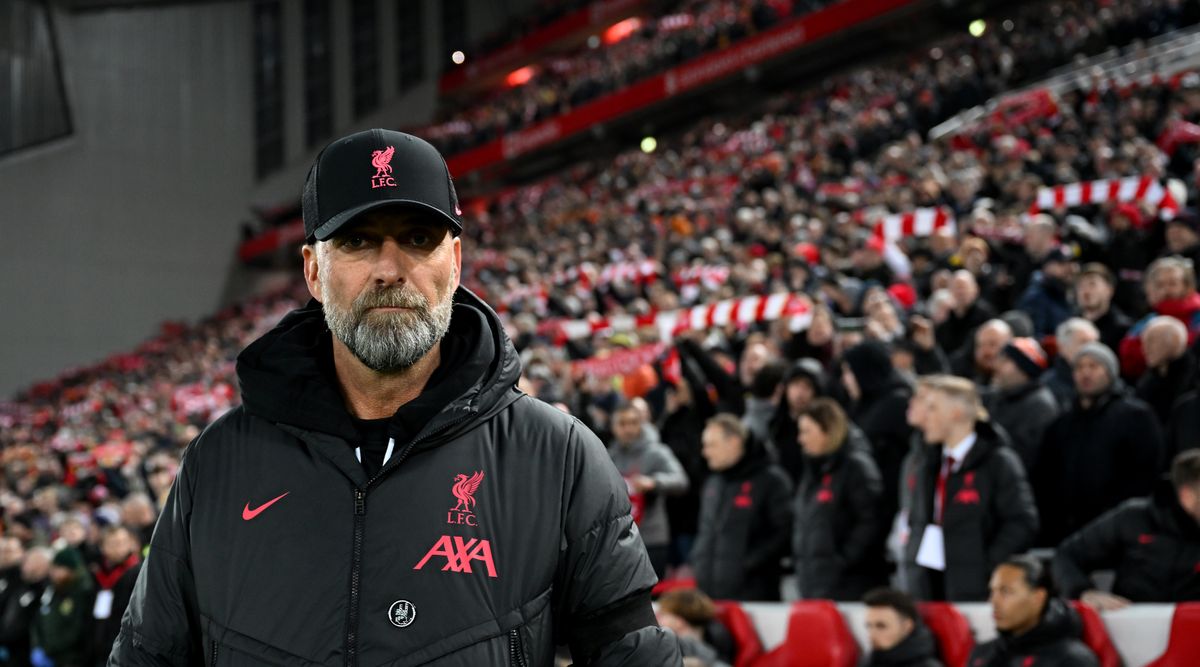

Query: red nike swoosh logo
242 492 289 521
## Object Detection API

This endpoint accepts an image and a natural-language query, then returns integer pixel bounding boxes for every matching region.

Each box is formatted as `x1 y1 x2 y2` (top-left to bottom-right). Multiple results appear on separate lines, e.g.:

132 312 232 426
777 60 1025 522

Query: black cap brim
310 200 463 242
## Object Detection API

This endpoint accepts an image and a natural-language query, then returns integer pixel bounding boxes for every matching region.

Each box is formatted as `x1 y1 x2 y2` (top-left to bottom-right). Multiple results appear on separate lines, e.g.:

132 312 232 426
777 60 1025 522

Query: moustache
353 287 430 315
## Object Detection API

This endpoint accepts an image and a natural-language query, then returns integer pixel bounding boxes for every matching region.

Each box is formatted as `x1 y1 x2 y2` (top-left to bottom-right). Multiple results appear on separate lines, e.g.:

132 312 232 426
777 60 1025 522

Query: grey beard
324 283 454 373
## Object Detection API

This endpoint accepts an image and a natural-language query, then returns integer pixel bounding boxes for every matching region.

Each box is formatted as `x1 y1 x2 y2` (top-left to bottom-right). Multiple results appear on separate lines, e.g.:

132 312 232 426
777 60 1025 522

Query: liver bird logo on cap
451 471 485 513
371 146 395 179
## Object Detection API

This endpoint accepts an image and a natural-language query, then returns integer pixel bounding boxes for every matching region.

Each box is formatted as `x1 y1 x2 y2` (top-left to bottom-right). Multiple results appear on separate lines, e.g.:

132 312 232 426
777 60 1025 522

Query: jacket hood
844 341 907 399
1000 598 1082 653
236 287 523 446
869 624 938 665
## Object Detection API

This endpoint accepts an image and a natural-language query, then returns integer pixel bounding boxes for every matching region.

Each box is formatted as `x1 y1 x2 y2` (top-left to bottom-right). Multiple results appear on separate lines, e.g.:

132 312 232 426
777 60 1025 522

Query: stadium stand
9 0 1200 664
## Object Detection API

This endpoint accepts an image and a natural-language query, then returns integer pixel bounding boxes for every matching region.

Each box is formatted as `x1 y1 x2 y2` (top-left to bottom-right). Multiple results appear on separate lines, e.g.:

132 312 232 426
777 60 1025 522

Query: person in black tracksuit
901 376 1038 602
968 557 1099 667
690 414 792 601
793 398 888 600
1053 450 1200 608
110 130 680 667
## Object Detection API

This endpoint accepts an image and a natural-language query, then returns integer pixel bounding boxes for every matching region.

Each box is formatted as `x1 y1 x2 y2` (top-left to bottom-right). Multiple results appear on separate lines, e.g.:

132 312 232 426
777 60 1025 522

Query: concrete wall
0 0 531 397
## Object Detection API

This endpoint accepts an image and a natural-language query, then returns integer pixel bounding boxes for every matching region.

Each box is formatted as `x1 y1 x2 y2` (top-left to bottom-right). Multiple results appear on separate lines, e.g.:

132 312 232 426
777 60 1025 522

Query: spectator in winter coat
1043 318 1100 410
1016 247 1074 339
0 548 51 667
936 271 997 356
90 527 141 666
1035 342 1165 545
985 338 1060 473
901 376 1038 601
1120 256 1200 378
793 399 888 600
0 537 23 610
769 358 826 483
862 588 943 667
968 557 1099 667
32 548 94 667
1135 316 1197 425
690 414 792 601
950 319 1011 386
1074 264 1132 355
1053 450 1200 609
609 402 690 578
842 341 913 522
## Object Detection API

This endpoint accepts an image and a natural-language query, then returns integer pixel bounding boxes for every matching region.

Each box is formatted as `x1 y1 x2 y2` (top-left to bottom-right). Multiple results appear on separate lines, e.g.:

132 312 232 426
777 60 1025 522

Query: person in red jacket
1119 256 1200 378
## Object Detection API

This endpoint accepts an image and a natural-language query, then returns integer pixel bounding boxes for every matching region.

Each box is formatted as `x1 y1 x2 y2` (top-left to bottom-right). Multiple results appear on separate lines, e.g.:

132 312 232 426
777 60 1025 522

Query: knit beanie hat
1002 338 1050 379
1074 342 1118 381
52 547 84 570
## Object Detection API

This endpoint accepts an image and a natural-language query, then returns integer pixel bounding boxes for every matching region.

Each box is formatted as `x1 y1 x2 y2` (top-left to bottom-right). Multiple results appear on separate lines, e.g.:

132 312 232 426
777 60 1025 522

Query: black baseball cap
302 129 462 242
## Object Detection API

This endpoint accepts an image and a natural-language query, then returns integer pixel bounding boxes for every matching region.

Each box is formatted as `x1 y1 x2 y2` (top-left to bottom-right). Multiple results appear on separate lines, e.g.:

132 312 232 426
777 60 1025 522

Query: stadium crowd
421 0 812 156
5 0 1200 664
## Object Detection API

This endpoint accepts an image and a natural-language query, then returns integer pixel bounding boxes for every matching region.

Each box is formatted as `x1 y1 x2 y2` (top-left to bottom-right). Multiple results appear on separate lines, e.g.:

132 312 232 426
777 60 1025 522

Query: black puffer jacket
863 624 943 667
793 441 888 600
1054 479 1200 602
110 290 680 666
1034 386 1164 546
900 421 1039 601
690 436 793 601
983 381 1059 474
967 599 1099 667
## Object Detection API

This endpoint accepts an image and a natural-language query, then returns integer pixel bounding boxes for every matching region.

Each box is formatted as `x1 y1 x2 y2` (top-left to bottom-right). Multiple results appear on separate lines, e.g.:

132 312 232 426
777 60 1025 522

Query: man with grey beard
111 129 681 667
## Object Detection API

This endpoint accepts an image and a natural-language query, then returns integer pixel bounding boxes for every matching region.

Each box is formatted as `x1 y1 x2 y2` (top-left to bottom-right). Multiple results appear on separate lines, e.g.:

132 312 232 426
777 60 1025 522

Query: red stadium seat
918 602 974 667
754 600 859 667
1145 602 1200 667
1070 601 1122 667
713 601 765 667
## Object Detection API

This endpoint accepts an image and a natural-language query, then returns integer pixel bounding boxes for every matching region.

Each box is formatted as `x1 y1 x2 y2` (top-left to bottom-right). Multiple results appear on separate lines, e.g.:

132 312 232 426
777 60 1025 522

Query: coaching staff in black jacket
900 376 1038 602
1053 450 1200 609
109 130 680 666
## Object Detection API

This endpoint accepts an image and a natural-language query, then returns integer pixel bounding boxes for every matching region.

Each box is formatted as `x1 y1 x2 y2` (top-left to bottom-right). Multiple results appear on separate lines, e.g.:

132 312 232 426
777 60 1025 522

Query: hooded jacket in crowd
110 289 681 666
843 342 914 523
966 598 1099 667
1054 479 1200 602
793 438 888 600
1034 385 1164 546
863 624 943 667
983 380 1060 474
900 421 1039 601
690 434 792 601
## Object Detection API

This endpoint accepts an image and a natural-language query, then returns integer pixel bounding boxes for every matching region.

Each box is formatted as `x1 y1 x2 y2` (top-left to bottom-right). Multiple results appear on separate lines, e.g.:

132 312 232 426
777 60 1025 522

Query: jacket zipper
508 628 528 667
343 415 472 667
210 639 218 666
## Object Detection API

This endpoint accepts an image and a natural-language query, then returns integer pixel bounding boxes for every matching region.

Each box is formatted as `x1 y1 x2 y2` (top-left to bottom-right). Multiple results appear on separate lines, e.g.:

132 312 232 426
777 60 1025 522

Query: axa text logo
414 535 498 578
